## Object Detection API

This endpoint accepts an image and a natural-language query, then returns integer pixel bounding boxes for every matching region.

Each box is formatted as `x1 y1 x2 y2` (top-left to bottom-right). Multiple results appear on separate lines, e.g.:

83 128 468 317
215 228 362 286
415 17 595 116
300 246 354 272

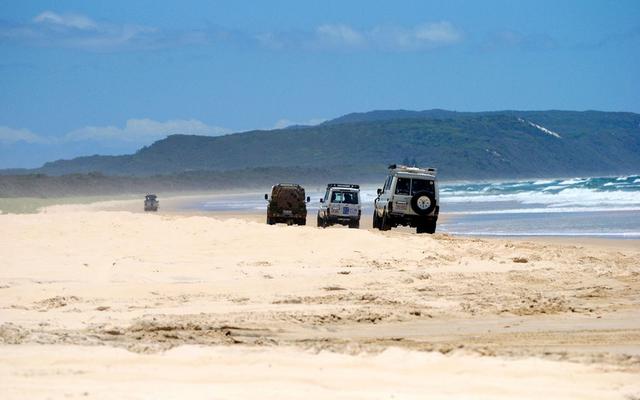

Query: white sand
2 345 638 399
1 208 639 399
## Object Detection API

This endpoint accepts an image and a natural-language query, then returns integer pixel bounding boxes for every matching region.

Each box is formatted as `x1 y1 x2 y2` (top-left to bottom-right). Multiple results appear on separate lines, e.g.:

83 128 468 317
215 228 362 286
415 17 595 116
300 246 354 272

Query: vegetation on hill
34 110 640 180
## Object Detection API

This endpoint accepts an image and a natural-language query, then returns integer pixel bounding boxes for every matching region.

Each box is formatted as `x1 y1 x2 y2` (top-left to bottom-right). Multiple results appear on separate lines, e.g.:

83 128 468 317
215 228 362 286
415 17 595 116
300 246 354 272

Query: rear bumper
269 213 306 220
388 206 439 226
390 205 439 217
324 215 360 225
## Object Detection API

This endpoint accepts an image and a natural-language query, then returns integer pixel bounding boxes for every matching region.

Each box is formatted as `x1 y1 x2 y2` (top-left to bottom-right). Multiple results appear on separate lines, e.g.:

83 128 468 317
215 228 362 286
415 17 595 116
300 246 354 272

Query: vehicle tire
349 220 360 229
298 218 306 226
380 210 391 231
410 191 436 216
372 211 380 229
267 217 275 225
317 215 324 228
417 220 436 234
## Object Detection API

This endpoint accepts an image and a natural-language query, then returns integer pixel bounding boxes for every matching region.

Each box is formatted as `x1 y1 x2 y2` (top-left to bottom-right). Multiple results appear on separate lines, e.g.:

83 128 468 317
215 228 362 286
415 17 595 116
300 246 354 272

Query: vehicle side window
324 190 329 202
383 176 392 192
395 178 411 195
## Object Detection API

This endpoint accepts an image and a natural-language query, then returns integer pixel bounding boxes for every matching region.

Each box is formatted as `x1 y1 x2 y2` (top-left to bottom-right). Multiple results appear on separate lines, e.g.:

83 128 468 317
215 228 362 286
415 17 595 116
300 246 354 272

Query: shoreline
3 172 639 241
15 193 638 246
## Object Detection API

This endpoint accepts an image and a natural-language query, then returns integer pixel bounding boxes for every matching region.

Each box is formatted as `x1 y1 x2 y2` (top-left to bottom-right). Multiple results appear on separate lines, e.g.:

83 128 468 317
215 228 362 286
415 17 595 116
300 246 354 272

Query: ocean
437 175 640 238
189 175 640 238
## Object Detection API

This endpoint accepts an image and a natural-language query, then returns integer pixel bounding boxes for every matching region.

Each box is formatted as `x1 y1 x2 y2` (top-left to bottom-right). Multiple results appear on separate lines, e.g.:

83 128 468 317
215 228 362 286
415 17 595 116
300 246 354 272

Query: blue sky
1 0 639 168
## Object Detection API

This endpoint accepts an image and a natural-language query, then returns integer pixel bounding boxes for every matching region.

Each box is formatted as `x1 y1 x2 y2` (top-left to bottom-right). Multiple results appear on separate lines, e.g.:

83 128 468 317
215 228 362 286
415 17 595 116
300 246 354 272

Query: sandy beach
1 200 639 399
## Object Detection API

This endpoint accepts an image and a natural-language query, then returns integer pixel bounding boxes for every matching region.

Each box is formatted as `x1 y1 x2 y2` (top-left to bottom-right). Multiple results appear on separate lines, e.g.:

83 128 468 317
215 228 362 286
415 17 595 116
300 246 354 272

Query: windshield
331 191 358 204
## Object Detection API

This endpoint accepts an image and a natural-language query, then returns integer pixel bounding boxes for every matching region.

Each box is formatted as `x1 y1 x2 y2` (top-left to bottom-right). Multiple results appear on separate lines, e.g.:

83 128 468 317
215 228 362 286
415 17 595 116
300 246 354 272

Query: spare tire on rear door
410 191 436 215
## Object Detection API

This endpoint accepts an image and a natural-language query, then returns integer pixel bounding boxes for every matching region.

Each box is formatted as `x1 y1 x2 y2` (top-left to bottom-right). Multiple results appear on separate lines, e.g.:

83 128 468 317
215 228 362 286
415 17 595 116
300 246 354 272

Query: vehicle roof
392 171 437 179
327 183 360 189
328 187 359 192
388 164 437 176
273 183 303 188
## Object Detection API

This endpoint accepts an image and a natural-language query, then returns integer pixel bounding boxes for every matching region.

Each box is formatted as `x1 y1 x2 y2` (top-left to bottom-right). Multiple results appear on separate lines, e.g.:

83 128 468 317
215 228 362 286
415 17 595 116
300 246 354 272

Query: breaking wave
439 175 640 210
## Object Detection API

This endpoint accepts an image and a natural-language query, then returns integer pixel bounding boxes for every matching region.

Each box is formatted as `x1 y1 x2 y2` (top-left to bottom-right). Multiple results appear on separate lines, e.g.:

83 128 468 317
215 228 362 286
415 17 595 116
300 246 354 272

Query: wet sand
0 200 639 398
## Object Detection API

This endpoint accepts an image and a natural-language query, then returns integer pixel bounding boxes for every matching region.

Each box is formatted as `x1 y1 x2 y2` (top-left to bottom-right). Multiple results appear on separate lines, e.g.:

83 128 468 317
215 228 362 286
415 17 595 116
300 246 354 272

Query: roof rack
327 183 360 189
388 164 437 176
275 183 303 187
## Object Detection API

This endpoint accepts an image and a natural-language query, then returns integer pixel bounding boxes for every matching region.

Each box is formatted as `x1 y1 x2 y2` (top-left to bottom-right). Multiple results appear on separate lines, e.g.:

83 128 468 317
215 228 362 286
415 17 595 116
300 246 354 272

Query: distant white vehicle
317 183 361 229
373 164 439 234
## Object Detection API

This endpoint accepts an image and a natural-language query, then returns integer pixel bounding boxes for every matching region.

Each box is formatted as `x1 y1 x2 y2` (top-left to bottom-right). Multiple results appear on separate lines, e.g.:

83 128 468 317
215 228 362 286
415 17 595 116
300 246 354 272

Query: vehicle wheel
317 215 324 228
349 220 360 229
267 217 275 225
298 218 306 226
380 210 391 231
417 220 436 234
372 211 380 229
410 191 436 216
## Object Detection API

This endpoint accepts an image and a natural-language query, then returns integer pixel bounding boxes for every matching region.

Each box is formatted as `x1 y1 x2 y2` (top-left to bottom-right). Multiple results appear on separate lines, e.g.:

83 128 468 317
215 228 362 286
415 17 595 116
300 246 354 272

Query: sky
1 0 639 168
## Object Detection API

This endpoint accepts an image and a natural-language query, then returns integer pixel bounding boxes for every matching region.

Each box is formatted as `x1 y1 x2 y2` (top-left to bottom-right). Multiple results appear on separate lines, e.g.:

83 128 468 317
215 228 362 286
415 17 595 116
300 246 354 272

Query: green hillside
34 110 640 180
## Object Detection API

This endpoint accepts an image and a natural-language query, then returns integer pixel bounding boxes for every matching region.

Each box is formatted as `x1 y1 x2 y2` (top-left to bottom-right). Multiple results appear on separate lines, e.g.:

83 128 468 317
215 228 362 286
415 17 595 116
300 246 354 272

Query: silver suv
373 164 439 234
317 183 361 229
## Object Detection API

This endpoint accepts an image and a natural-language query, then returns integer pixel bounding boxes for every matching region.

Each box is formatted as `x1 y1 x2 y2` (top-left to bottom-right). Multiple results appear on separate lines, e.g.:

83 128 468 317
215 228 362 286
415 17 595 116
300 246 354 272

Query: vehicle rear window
331 191 358 204
395 178 434 195
411 179 434 194
395 178 411 195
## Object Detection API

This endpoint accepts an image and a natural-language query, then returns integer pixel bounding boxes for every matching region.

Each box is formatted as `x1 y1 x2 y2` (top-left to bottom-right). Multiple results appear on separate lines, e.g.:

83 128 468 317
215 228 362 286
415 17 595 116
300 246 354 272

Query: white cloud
255 32 285 49
1 118 230 147
64 118 231 143
272 118 326 130
315 24 365 48
2 11 462 53
370 21 463 50
306 118 327 126
3 10 163 51
482 30 556 51
0 126 49 144
33 11 97 30
414 21 462 46
295 21 462 51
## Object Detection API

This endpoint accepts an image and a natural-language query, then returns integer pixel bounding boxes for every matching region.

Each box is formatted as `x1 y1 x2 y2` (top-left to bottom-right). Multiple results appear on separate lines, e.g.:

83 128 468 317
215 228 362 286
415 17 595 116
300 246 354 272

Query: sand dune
1 208 639 398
